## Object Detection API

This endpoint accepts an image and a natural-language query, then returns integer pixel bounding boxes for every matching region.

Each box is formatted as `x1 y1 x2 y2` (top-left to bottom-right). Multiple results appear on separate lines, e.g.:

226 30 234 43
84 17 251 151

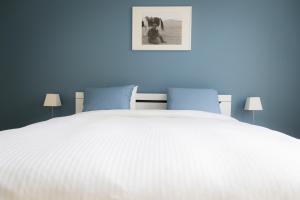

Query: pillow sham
83 85 136 112
167 88 220 113
130 86 138 109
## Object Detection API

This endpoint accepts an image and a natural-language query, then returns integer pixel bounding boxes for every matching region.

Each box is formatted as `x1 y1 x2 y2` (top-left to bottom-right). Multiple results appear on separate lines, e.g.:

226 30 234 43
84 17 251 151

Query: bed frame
75 92 232 116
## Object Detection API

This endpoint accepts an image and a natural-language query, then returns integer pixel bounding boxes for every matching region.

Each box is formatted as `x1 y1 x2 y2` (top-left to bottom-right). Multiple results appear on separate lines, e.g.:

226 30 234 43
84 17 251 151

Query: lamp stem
252 111 255 124
51 107 54 118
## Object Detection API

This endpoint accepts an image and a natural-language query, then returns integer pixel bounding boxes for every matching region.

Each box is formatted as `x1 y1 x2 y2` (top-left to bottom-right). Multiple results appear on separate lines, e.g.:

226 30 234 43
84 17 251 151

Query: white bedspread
0 110 299 200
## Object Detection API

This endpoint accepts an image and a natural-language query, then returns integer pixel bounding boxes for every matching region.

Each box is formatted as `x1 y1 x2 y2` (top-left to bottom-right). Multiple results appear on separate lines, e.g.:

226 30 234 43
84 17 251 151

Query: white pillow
130 86 138 109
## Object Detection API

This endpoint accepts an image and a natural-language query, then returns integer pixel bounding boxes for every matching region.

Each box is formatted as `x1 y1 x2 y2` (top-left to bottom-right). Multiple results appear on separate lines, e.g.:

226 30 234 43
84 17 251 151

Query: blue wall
1 0 300 138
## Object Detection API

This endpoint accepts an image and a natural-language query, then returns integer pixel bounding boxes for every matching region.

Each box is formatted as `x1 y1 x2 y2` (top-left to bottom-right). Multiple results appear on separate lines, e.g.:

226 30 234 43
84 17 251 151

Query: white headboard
75 92 232 116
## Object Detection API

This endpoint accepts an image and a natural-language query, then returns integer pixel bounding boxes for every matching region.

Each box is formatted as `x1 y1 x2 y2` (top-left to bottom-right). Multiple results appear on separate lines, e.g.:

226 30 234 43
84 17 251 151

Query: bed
0 93 299 200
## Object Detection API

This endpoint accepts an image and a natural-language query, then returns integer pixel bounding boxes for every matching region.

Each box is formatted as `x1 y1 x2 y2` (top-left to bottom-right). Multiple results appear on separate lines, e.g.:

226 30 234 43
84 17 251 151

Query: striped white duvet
0 110 300 200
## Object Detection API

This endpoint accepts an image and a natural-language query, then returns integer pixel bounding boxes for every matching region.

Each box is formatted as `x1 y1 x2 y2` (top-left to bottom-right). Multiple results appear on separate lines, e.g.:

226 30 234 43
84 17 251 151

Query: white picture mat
132 6 192 50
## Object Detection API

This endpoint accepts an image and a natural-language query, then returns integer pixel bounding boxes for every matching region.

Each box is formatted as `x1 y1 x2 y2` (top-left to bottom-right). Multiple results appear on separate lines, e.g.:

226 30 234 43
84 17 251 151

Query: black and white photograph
132 7 192 50
142 14 182 45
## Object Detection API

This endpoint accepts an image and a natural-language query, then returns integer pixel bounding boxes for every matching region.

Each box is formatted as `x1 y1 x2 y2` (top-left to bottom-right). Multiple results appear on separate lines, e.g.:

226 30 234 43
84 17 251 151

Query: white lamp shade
244 97 263 111
44 94 62 107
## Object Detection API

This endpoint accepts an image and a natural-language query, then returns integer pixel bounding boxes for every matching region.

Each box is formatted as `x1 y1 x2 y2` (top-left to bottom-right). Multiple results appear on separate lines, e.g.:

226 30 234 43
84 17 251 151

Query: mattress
0 110 299 200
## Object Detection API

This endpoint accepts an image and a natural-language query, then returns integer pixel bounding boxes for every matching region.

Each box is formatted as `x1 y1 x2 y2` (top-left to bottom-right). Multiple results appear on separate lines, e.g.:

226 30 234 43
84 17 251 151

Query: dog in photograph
142 16 166 44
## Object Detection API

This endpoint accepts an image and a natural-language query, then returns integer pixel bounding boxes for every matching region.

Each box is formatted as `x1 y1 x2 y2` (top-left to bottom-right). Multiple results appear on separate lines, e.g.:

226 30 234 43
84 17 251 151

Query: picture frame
132 6 192 51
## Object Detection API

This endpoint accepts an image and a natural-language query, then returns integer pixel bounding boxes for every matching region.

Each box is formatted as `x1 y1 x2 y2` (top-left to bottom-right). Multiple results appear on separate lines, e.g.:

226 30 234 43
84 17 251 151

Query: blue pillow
83 85 135 111
167 88 220 113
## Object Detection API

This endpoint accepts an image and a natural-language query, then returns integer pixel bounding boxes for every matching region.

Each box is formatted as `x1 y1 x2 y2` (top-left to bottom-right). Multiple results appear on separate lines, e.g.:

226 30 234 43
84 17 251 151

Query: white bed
0 95 300 200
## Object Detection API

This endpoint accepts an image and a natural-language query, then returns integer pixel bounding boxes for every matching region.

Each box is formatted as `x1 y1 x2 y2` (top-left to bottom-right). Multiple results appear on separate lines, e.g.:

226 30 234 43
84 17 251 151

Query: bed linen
83 85 136 111
0 110 299 200
167 88 220 113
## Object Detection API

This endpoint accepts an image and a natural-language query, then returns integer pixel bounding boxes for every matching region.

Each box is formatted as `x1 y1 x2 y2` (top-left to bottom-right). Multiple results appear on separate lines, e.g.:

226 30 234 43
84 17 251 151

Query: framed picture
132 6 192 51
